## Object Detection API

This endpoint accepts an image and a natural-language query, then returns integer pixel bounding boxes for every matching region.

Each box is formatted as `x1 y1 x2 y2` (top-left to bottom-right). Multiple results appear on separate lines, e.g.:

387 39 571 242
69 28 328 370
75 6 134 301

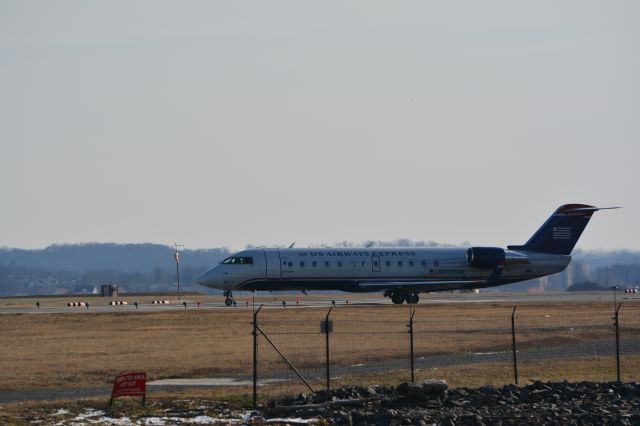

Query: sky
1 1 639 251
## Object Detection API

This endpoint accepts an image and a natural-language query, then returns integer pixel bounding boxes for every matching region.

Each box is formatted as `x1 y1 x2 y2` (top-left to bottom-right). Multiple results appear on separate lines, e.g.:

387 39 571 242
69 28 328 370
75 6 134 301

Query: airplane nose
196 269 214 286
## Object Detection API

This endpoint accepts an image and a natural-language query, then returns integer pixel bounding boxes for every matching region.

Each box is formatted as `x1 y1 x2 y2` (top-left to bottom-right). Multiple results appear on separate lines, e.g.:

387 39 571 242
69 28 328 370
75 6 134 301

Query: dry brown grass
255 302 634 371
0 300 638 392
356 355 640 389
0 310 254 390
419 356 626 388
254 354 640 398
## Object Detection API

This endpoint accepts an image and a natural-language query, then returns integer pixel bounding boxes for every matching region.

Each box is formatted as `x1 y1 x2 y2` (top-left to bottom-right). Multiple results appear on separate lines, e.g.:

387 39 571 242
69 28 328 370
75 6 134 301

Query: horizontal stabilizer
568 206 621 213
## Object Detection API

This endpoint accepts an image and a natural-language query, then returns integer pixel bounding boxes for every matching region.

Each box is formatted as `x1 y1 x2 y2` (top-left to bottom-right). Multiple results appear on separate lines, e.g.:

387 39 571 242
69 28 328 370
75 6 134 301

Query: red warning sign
111 372 146 403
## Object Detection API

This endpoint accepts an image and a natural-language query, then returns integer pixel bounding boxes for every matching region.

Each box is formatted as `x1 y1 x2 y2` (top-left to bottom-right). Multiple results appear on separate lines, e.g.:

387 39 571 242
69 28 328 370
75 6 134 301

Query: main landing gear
385 290 420 304
223 289 234 307
406 293 419 304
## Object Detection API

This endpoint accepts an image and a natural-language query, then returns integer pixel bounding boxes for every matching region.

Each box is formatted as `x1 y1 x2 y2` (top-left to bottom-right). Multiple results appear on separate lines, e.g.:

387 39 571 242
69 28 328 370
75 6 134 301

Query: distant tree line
0 243 229 273
0 263 217 296
0 243 230 296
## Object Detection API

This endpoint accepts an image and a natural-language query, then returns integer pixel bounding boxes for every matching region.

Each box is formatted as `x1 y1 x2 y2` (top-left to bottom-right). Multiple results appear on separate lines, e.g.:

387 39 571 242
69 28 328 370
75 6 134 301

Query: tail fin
508 204 619 255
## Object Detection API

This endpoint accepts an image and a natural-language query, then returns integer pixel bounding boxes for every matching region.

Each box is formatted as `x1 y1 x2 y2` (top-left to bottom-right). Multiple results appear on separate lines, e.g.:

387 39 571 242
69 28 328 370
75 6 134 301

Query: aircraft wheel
391 293 405 304
406 293 419 304
224 298 233 307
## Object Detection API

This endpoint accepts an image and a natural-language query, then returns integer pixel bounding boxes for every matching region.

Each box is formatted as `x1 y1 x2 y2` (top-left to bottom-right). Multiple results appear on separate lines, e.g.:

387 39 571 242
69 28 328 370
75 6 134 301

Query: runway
1 291 638 315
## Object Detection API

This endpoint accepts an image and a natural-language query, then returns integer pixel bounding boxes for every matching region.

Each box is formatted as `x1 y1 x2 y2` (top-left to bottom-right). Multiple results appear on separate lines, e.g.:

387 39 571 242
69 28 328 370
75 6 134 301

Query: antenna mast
173 243 185 300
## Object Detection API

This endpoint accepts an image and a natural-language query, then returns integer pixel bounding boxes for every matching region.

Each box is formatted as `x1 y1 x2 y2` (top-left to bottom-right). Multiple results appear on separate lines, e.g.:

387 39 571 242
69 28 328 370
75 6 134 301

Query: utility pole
173 243 184 300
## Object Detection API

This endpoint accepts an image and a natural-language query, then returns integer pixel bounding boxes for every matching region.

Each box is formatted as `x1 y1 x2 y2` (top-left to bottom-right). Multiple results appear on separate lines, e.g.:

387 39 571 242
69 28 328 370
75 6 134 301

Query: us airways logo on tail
552 227 572 240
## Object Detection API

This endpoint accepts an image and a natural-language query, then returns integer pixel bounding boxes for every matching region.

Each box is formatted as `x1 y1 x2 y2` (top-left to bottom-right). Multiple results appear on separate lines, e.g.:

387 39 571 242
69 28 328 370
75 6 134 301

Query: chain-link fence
250 303 640 406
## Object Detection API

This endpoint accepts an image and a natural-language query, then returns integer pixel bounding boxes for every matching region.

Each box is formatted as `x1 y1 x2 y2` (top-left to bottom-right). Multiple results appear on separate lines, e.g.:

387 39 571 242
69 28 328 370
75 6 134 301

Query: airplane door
372 255 380 272
264 249 281 279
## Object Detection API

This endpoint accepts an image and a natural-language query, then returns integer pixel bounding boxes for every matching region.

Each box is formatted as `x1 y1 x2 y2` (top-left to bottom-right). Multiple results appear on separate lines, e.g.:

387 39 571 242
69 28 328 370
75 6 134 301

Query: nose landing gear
223 289 234 307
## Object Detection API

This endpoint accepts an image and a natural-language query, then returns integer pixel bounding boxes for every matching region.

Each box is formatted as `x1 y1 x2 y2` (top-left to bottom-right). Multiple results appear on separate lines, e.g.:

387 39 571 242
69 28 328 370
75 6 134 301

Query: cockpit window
221 256 253 265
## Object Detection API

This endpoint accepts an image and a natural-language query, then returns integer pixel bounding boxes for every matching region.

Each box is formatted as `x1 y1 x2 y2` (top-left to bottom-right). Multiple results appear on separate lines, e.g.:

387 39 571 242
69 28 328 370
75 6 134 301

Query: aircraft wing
357 266 503 290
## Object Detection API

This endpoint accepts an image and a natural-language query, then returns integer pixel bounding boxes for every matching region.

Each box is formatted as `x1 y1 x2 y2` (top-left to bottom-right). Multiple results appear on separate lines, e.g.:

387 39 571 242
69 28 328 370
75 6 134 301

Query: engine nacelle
467 247 529 269
467 247 505 269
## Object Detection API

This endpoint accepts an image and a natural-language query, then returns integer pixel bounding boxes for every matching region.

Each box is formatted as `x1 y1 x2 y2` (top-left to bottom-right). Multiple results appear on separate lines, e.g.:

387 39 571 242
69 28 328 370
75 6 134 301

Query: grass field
1 297 639 395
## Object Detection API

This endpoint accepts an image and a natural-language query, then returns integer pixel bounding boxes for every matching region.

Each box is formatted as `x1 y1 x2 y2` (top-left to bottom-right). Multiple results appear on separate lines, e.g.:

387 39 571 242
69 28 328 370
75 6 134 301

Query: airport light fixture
173 243 184 300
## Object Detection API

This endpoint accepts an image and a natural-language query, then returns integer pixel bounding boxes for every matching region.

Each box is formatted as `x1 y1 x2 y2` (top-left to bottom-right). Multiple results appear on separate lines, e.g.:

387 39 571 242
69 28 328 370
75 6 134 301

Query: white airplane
197 204 618 306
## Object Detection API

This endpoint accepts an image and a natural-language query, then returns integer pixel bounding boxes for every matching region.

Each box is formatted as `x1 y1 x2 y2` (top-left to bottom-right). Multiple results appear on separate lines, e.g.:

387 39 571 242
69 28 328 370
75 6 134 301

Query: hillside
0 243 229 296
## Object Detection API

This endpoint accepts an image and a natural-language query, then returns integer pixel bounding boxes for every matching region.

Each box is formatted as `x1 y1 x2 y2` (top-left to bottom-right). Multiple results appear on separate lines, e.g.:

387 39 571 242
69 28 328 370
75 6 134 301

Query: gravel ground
263 381 640 425
3 381 639 425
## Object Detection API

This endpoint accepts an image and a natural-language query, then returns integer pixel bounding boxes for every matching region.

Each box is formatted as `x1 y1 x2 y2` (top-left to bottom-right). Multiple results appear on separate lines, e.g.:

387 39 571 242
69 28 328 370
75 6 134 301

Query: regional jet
197 204 617 306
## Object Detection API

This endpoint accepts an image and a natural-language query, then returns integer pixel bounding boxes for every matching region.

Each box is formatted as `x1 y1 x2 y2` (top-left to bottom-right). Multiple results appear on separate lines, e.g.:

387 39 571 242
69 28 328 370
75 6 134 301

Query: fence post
614 303 622 383
511 306 518 385
252 304 263 409
409 309 415 383
325 306 333 392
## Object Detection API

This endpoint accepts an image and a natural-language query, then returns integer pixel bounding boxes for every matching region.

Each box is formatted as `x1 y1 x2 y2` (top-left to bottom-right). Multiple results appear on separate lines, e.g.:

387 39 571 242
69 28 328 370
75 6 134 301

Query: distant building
101 284 118 297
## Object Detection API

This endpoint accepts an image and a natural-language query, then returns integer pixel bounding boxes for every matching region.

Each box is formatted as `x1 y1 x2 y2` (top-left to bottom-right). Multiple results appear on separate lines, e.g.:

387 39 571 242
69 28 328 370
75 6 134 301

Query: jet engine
467 247 529 269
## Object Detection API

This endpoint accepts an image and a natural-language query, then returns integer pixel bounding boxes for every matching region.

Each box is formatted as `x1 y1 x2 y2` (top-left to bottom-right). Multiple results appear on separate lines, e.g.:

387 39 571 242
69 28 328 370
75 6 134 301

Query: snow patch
143 417 167 425
266 418 317 424
73 408 105 421
192 416 219 423
164 417 240 424
241 410 258 421
97 416 134 425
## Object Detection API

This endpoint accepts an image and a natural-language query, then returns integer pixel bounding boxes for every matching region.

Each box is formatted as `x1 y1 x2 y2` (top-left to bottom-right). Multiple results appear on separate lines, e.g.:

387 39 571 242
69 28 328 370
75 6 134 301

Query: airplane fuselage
197 247 570 293
197 204 615 305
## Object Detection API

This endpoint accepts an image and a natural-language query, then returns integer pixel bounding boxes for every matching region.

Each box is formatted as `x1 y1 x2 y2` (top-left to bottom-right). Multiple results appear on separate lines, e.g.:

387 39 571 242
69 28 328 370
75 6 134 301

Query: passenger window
300 261 305 267
434 261 439 267
409 261 414 267
288 261 293 267
362 261 366 267
312 261 317 267
386 261 391 267
337 261 343 267
398 261 403 267
421 261 426 267
374 261 379 267
325 261 330 267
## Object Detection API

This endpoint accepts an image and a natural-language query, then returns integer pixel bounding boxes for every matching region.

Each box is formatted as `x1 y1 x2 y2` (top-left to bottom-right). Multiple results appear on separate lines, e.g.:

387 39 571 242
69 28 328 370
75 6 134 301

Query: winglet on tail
507 204 620 255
